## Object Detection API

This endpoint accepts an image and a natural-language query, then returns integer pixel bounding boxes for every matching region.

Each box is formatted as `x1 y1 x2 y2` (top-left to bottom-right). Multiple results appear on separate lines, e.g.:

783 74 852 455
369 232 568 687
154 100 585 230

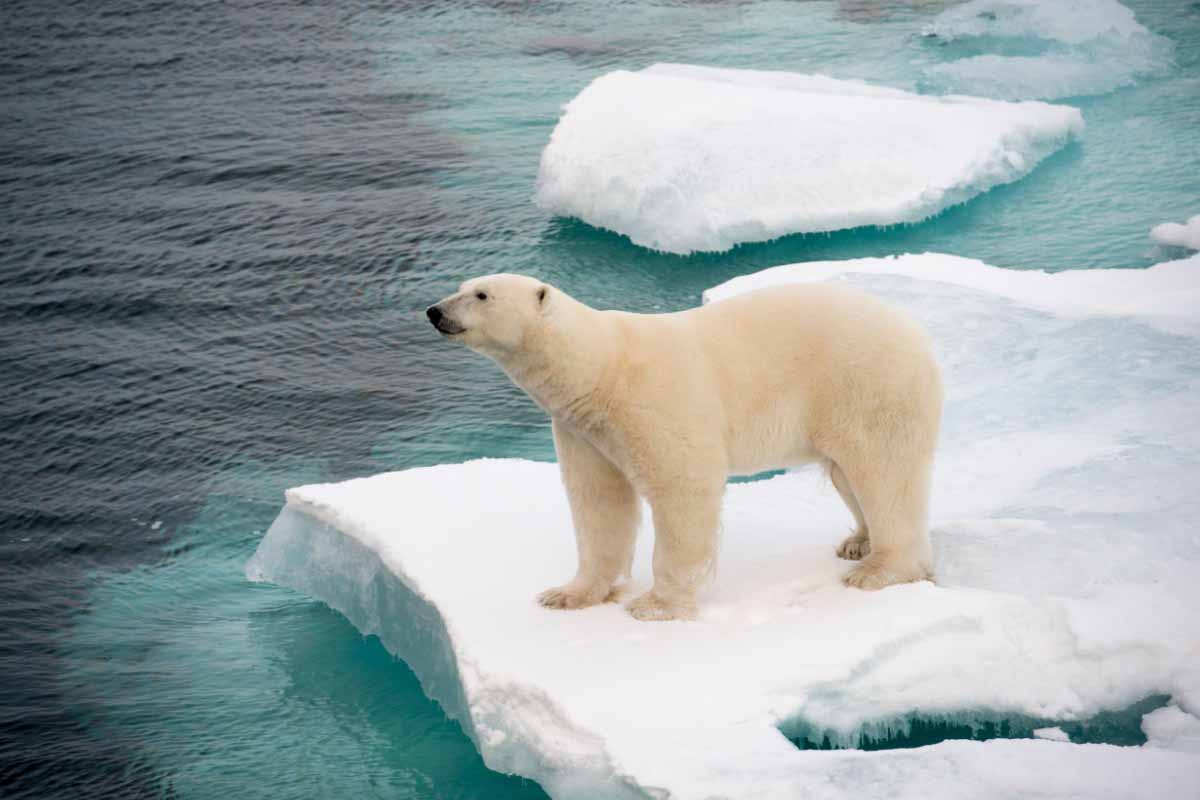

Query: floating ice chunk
1151 214 1200 251
1143 706 1200 754
535 64 1082 254
921 0 1173 100
249 253 1200 799
1033 726 1070 742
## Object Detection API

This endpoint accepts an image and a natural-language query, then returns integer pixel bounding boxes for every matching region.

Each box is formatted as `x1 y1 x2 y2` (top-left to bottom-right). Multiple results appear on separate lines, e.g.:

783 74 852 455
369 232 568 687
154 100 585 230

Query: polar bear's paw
836 533 871 561
536 579 614 610
626 590 696 622
842 555 929 591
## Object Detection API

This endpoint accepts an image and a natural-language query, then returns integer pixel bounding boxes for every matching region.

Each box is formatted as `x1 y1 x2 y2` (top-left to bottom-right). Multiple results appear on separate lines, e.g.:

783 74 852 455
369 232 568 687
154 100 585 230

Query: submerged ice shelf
248 253 1200 799
535 64 1083 254
920 0 1173 101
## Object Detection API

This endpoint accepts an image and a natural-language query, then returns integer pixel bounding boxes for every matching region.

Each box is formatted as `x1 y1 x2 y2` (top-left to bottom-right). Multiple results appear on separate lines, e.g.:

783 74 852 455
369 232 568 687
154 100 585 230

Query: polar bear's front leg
628 486 723 621
539 421 640 611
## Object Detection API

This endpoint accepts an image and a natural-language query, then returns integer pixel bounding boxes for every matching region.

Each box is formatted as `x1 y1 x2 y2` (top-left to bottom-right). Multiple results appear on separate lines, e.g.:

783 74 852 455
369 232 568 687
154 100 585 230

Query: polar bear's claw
836 533 871 561
842 555 929 590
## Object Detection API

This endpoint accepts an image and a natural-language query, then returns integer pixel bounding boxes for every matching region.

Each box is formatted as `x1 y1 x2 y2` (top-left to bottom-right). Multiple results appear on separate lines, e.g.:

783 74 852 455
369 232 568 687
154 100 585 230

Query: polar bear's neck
496 298 616 430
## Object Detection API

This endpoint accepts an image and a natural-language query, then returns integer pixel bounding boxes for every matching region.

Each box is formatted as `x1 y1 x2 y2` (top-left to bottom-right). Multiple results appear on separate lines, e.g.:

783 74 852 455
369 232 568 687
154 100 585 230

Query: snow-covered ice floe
534 64 1082 254
1151 214 1200 252
248 252 1200 799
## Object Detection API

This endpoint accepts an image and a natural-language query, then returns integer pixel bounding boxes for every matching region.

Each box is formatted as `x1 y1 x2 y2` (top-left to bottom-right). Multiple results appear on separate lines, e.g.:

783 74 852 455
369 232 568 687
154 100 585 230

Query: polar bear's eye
476 291 488 301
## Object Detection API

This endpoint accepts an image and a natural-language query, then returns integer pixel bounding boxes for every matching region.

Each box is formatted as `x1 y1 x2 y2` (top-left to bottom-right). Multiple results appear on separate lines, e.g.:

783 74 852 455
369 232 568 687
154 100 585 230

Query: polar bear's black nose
426 305 443 326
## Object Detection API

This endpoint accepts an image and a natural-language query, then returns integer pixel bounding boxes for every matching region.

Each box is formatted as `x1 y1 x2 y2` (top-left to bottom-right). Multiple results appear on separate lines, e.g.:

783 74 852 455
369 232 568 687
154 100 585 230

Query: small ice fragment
1150 215 1200 251
1033 726 1070 742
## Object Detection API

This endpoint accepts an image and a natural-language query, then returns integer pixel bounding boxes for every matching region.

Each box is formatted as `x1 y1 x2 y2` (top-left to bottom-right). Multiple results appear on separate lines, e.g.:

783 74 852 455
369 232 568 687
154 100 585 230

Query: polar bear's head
426 273 551 356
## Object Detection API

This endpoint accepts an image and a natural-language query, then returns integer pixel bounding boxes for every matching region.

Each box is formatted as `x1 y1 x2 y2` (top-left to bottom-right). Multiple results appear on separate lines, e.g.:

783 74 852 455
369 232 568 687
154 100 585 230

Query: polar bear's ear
537 285 548 306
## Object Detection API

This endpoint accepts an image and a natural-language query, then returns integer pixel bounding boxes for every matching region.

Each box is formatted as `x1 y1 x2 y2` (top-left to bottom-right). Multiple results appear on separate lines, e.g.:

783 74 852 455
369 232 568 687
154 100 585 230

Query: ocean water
2 1 1198 797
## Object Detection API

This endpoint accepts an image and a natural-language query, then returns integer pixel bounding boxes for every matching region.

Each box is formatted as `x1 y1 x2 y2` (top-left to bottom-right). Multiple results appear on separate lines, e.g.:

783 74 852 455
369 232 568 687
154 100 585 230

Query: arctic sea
1 1 1198 798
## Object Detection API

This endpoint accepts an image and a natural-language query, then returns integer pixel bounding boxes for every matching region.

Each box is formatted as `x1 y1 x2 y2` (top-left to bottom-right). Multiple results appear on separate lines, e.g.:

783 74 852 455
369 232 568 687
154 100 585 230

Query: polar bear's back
685 281 942 469
689 280 935 378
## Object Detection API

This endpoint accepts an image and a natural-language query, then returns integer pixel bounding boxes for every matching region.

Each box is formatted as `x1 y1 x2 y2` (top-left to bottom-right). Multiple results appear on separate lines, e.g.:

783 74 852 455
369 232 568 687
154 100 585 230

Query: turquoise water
6 1 1197 797
67 464 547 798
784 695 1173 751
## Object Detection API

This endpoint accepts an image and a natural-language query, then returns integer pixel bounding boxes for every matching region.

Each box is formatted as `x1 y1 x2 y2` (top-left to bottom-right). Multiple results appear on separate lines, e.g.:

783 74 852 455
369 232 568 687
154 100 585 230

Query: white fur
429 274 943 620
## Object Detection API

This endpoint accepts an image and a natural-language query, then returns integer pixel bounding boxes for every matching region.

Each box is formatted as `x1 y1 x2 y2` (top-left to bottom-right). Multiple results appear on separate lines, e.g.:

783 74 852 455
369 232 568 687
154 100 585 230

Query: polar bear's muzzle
426 304 465 336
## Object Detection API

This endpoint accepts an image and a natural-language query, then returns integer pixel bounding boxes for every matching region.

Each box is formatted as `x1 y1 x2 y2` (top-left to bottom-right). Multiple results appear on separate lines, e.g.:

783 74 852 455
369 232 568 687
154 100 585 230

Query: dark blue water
2 1 1197 797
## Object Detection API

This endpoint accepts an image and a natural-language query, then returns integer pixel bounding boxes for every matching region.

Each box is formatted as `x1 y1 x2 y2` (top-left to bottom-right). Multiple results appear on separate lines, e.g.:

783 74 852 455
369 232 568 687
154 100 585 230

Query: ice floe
535 64 1082 254
1151 214 1200 251
921 0 1173 100
705 251 1200 335
1143 706 1200 754
248 252 1200 799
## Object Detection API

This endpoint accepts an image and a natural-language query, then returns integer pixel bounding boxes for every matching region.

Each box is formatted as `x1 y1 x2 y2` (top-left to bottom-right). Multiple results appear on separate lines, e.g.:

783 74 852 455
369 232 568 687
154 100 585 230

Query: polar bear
426 274 942 621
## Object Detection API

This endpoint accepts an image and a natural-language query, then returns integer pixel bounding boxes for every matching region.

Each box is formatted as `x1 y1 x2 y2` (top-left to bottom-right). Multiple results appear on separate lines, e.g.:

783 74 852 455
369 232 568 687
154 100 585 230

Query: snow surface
1151 214 1200 251
248 252 1200 799
535 64 1082 254
921 0 1174 100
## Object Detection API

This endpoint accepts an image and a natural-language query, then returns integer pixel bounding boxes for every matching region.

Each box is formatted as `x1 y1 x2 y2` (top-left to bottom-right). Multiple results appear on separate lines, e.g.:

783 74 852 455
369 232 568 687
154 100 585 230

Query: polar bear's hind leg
837 453 933 590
